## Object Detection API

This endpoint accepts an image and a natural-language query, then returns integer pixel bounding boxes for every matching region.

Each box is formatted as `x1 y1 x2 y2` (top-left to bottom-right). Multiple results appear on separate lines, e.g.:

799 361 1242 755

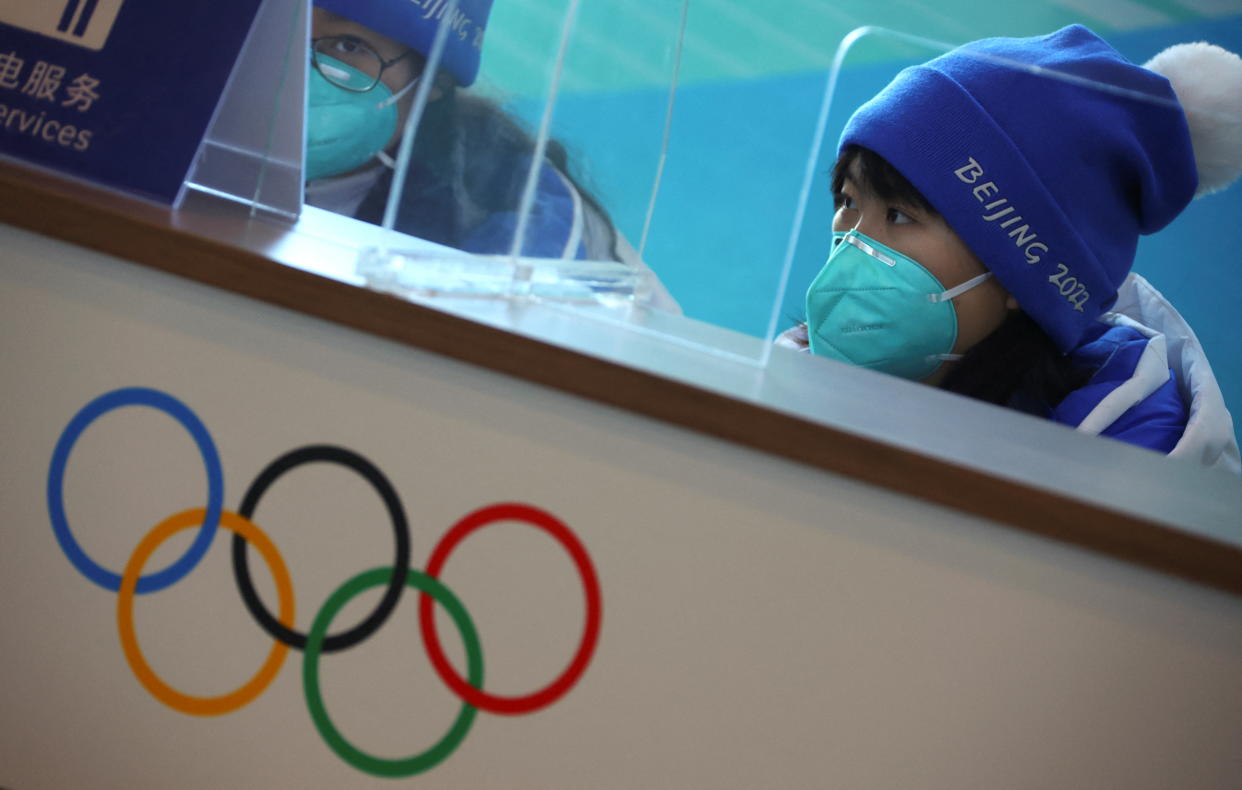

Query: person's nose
849 209 888 245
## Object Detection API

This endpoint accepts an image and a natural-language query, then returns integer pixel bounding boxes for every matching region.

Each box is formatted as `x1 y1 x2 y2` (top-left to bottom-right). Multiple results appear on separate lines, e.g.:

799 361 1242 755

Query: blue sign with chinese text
0 0 266 203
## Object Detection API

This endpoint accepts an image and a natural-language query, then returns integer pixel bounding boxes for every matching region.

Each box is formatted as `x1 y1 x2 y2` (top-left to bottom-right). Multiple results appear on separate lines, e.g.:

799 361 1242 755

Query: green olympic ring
303 567 484 778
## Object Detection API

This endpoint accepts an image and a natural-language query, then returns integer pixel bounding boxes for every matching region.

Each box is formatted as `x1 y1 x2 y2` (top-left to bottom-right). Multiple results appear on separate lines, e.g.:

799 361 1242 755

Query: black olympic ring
232 445 411 652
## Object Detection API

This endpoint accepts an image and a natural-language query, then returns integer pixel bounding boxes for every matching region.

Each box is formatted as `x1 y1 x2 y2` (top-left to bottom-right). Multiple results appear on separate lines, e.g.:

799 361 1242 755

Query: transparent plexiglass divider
765 27 965 368
774 19 1242 404
355 0 689 316
349 4 1241 382
632 1 865 365
185 0 307 220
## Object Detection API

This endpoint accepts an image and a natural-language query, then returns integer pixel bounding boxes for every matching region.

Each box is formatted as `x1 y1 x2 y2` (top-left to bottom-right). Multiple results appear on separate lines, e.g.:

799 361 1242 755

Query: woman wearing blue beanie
780 25 1242 472
305 0 679 309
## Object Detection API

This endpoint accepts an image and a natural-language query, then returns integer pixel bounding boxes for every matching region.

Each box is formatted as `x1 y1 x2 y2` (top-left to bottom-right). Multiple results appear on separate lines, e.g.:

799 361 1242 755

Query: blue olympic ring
46 387 224 593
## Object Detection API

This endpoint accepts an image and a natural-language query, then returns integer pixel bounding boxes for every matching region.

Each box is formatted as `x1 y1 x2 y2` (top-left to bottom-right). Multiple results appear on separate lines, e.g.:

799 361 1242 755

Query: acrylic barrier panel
0 0 269 207
773 18 1242 453
635 2 844 355
304 1 1242 385
306 0 685 312
637 4 1242 359
185 0 307 220
487 0 687 255
496 0 690 312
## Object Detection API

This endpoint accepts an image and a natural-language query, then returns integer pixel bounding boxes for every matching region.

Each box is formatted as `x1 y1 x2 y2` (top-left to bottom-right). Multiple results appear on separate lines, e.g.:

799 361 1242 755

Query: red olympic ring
419 503 602 716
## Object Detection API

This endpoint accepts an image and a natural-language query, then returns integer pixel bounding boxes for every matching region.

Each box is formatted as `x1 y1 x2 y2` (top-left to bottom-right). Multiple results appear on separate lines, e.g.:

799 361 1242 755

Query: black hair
831 145 936 217
830 145 1093 410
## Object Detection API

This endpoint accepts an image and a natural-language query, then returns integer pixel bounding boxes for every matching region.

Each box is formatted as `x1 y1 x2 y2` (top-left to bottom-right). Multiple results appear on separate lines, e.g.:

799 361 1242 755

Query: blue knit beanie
315 0 493 86
840 25 1198 352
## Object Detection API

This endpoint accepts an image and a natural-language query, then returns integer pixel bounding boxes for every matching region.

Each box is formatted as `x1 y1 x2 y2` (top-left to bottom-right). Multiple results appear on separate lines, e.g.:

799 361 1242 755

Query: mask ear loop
924 271 994 363
378 75 421 110
928 271 992 303
373 76 423 169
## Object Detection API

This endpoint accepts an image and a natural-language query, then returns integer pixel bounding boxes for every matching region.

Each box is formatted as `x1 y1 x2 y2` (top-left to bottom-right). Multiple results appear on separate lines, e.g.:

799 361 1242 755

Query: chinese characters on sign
0 49 99 151
0 0 266 204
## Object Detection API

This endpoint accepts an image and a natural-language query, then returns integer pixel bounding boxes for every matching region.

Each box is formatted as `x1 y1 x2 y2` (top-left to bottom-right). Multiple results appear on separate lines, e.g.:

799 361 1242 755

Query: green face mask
805 230 992 381
306 55 417 181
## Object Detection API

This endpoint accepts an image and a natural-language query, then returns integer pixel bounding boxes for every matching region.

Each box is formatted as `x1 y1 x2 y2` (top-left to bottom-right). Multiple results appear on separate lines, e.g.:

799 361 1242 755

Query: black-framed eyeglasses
311 35 417 93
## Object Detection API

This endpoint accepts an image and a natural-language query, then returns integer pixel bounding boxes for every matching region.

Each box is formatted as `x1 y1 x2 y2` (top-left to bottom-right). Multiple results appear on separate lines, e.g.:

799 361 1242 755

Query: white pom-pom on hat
1145 42 1242 198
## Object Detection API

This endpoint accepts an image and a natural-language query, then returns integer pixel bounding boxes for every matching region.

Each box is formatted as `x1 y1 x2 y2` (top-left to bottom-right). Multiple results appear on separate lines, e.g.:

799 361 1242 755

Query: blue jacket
1050 274 1237 472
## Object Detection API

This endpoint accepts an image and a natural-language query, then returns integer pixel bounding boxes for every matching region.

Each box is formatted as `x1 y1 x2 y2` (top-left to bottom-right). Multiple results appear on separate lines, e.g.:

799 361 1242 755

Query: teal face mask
805 230 991 381
306 55 417 181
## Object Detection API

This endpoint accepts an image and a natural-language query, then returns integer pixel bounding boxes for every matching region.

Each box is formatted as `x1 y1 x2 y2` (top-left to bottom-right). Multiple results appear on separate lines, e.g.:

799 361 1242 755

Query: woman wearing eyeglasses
306 0 679 310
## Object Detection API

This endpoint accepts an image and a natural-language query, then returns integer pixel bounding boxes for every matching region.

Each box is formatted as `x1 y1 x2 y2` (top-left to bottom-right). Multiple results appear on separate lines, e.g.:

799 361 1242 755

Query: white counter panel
4 223 1242 788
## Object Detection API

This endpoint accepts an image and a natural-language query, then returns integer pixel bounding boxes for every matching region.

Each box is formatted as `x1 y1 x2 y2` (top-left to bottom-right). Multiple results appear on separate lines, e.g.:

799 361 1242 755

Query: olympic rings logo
46 387 602 778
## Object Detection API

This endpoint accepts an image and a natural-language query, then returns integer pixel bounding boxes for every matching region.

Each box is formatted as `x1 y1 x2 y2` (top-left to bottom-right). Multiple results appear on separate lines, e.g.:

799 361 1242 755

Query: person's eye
834 193 858 210
888 207 914 225
331 37 364 55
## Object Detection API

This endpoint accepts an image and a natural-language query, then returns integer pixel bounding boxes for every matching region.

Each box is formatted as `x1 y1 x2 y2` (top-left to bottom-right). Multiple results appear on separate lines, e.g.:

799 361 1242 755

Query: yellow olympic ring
116 508 295 717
